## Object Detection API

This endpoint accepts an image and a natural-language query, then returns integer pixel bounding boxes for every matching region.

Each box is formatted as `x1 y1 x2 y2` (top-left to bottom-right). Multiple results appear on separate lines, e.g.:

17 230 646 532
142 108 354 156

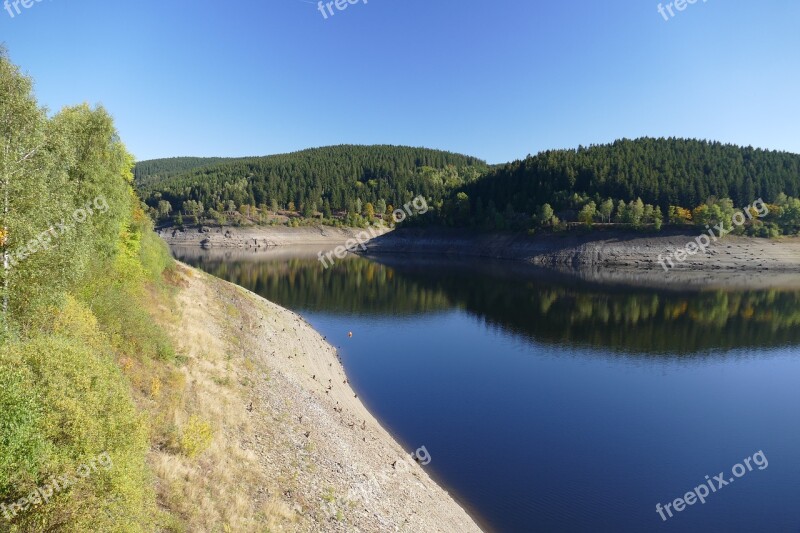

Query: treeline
1 52 177 530
139 138 800 235
424 138 800 234
134 156 240 188
136 145 488 224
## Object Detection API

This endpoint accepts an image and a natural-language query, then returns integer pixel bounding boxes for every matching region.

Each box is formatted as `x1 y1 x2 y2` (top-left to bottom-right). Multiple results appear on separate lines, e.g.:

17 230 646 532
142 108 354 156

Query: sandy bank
158 224 390 249
165 263 482 532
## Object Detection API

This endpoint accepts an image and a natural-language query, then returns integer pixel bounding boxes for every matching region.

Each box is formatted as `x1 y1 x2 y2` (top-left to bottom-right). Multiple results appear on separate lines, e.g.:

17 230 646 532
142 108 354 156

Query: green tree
643 204 654 224
599 199 614 223
375 199 387 217
455 192 471 221
157 200 172 219
614 200 627 223
578 201 597 227
537 203 555 227
654 206 664 230
629 198 645 226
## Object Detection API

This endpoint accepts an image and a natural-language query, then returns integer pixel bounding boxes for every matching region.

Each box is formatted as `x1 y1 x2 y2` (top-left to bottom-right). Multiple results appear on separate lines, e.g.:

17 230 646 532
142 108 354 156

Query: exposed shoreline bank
363 228 800 269
157 224 390 249
361 228 800 290
162 225 800 289
166 262 483 532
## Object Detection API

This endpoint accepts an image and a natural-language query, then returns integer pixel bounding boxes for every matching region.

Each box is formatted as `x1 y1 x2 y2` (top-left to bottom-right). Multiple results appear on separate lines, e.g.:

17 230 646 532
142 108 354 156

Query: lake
173 246 800 532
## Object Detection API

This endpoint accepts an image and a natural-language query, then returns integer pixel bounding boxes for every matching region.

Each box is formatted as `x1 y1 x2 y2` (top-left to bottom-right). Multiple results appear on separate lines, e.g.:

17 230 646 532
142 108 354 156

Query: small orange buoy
348 332 353 338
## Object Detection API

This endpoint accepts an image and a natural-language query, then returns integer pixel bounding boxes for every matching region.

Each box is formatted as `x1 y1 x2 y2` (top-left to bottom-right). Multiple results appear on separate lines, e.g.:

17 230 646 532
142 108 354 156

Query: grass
2 207 302 531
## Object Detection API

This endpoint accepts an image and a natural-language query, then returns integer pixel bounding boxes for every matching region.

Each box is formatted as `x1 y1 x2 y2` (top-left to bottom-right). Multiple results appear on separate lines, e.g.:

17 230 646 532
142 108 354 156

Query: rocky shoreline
161 225 800 289
157 225 390 249
360 228 800 289
363 228 800 268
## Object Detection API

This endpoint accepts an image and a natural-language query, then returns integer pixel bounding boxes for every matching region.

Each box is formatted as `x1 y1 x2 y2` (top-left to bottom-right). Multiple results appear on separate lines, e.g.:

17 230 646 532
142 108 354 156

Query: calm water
174 246 800 533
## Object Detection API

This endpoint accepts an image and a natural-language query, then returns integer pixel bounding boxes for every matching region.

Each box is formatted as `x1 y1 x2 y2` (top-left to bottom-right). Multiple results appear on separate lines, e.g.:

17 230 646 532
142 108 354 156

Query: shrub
0 331 156 531
180 416 213 459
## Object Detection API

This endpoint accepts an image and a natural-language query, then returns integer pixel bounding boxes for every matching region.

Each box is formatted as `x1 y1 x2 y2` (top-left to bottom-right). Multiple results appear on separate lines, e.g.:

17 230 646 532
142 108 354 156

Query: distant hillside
427 138 800 231
458 138 799 213
136 145 488 222
134 156 243 187
136 139 800 235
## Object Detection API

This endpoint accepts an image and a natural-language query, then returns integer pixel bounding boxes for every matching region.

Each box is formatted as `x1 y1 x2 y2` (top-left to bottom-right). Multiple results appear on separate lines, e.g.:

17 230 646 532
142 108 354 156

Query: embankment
362 228 800 289
158 225 390 249
158 262 482 532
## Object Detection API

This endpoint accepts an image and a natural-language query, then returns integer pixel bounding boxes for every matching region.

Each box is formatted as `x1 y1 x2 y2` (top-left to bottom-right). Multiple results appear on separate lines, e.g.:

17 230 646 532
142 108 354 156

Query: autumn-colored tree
364 202 375 220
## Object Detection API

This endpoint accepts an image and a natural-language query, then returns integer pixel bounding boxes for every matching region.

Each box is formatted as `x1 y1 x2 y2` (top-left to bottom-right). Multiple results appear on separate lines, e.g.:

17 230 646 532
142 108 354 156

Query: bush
0 328 156 532
180 416 213 459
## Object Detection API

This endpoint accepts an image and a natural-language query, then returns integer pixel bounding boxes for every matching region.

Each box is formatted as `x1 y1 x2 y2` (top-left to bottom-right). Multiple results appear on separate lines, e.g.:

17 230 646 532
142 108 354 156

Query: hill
134 156 244 187
135 145 488 225
426 138 800 234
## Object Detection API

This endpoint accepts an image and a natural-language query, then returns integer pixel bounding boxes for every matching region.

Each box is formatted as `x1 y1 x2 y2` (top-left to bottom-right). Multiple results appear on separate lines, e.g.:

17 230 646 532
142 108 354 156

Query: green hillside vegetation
134 156 244 188
0 52 182 531
422 138 800 236
136 145 488 228
138 138 800 236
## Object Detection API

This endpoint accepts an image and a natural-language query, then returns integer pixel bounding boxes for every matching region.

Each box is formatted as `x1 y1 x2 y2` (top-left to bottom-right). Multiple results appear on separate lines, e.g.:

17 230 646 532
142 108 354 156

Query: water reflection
173 246 800 355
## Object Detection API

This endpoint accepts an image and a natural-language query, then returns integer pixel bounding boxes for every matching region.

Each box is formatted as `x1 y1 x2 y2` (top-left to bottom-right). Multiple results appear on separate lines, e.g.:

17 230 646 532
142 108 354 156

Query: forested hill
134 156 242 187
438 138 800 223
136 145 488 217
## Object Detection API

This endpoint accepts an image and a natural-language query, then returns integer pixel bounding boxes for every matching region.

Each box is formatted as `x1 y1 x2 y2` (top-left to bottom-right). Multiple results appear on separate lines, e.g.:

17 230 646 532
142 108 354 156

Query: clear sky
1 0 798 163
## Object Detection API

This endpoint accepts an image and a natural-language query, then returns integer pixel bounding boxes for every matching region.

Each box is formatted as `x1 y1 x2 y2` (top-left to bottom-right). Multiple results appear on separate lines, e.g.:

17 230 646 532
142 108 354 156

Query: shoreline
157 224 390 249
362 228 800 269
361 228 800 290
166 262 483 532
163 225 800 290
162 225 800 273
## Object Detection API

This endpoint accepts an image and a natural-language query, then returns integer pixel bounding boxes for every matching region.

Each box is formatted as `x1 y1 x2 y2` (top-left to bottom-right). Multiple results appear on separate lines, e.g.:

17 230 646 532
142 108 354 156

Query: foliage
1 51 177 531
180 416 213 459
136 145 488 225
423 138 800 231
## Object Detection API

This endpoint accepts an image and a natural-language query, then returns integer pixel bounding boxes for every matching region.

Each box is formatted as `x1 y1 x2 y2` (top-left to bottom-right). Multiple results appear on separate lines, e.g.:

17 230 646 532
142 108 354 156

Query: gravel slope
173 263 483 532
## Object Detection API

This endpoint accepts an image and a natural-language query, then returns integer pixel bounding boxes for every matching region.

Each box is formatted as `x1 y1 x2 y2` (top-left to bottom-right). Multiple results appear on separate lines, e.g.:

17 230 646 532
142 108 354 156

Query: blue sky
1 0 798 163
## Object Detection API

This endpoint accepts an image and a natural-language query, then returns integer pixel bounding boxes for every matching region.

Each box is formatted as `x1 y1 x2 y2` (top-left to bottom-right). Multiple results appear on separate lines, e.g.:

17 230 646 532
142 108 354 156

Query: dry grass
140 264 299 532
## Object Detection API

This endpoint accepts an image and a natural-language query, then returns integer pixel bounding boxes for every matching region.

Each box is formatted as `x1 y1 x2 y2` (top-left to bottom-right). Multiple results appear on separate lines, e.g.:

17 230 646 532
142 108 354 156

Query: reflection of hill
173 250 452 316
175 248 800 355
375 258 800 354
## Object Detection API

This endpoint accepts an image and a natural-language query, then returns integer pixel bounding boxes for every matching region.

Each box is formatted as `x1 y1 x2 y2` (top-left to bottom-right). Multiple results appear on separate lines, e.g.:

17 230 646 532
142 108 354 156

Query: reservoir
174 246 800 532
